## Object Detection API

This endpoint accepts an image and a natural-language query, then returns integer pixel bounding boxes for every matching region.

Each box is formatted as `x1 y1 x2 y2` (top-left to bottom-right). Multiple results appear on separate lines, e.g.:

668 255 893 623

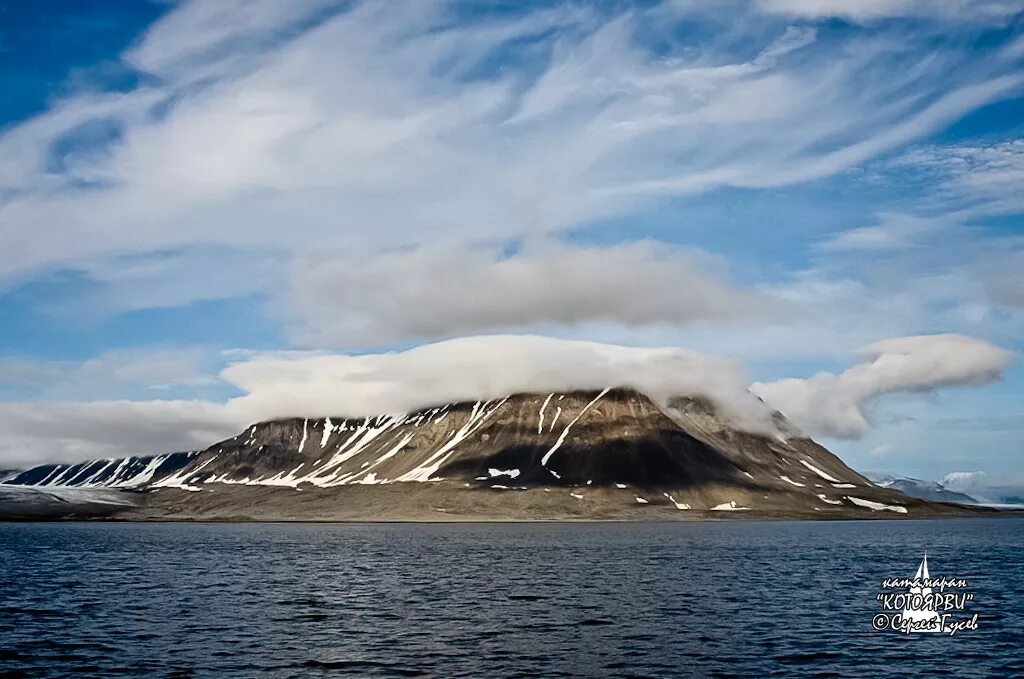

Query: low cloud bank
290 241 775 346
751 334 1014 438
0 333 1012 468
0 400 236 469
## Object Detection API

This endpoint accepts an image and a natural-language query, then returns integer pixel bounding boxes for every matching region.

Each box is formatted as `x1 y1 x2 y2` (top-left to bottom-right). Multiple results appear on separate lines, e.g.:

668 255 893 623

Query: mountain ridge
2 387 991 521
865 472 978 505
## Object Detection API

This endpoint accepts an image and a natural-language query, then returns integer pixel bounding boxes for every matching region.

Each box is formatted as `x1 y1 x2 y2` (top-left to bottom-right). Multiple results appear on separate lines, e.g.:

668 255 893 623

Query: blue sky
0 0 1022 486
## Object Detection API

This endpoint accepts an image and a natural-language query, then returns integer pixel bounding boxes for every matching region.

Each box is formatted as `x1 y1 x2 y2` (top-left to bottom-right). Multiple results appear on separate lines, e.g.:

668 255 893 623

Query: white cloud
76 349 216 388
889 140 1024 218
19 247 284 325
289 240 780 346
1 0 1019 315
817 213 952 253
813 208 1024 325
124 0 344 83
0 400 235 469
0 348 221 400
757 0 1024 22
752 334 1015 438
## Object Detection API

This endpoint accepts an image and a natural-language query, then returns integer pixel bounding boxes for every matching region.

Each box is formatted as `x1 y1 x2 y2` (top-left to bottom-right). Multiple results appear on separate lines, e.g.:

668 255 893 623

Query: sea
1 518 1021 678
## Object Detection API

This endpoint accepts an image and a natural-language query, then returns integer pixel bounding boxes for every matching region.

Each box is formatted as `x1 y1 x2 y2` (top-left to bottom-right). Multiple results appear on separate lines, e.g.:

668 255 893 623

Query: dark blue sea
1 519 1022 678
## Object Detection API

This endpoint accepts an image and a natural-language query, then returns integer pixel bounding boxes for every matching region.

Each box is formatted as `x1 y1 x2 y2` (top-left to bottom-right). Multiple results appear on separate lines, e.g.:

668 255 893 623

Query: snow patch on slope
799 459 842 483
846 496 907 513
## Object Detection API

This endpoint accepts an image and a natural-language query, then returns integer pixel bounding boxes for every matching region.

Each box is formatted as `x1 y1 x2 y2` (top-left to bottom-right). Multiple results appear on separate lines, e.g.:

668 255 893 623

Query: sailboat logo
874 553 978 634
901 553 944 633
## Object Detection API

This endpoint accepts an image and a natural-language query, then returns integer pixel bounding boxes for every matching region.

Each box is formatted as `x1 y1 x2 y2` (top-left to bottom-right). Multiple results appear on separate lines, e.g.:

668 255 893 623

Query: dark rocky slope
6 452 196 488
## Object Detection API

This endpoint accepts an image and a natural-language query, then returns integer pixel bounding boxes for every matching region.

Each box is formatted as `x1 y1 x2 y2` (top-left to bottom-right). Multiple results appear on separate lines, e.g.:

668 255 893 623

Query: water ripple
0 519 1021 677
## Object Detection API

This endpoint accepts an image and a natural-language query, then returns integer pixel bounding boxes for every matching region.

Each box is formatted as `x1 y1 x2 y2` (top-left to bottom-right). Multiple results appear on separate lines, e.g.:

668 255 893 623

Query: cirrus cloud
756 0 1024 22
2 0 1021 305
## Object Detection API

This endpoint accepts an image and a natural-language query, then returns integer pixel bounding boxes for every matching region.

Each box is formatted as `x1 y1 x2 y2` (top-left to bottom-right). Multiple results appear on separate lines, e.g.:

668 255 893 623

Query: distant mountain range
864 473 978 505
1 388 998 521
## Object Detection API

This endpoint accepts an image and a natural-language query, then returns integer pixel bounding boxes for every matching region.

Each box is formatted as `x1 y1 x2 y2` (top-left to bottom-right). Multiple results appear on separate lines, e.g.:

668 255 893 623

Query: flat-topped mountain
2 388 987 520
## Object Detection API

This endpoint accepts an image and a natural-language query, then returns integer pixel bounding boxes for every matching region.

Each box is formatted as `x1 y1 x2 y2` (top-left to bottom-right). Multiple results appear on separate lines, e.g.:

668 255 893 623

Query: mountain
0 469 21 482
2 388 995 521
865 472 977 505
0 485 142 519
5 452 197 488
938 473 1024 507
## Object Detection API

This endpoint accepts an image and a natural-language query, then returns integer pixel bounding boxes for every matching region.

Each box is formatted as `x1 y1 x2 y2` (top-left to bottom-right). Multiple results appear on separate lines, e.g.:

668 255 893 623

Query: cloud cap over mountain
1 334 1013 468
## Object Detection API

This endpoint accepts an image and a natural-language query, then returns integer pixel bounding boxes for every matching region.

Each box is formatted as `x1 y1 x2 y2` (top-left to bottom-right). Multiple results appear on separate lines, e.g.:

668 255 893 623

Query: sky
0 0 1022 485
